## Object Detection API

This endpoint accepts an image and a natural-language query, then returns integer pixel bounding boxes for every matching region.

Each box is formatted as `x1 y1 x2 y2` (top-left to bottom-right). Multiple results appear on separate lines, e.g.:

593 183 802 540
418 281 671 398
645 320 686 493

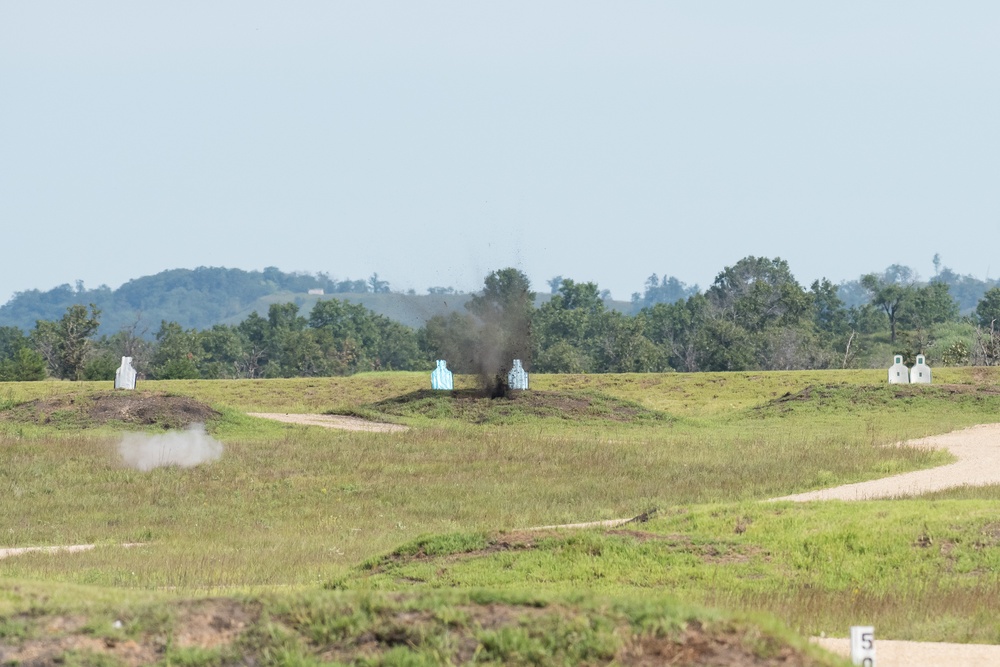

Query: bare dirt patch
621 621 824 667
0 598 260 667
173 598 261 649
1 392 219 429
0 634 158 667
248 412 409 432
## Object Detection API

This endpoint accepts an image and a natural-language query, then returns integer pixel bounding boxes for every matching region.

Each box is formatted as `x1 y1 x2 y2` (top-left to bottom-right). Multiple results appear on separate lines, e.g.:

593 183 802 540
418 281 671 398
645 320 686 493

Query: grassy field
2 368 1000 663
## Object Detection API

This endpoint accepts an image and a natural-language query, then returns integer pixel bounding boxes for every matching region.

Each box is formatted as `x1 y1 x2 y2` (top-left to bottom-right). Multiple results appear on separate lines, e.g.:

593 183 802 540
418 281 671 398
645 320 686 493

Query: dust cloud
118 423 223 471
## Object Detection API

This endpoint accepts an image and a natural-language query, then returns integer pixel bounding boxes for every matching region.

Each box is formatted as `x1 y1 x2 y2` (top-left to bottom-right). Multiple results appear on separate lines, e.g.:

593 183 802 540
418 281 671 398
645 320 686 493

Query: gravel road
771 423 1000 501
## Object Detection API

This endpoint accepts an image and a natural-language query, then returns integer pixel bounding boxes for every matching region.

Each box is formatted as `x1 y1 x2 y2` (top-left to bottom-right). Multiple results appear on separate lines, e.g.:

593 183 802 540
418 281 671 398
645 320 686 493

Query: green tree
632 273 698 310
309 299 422 374
591 311 666 372
695 317 756 372
976 287 1000 329
860 273 910 343
29 320 61 377
640 294 711 372
0 326 29 362
261 303 323 377
694 257 815 370
367 273 390 294
901 282 959 332
706 257 809 333
151 321 202 379
467 268 535 324
198 325 246 379
236 311 270 378
35 304 101 380
82 354 120 381
0 347 47 381
809 279 850 338
532 280 604 373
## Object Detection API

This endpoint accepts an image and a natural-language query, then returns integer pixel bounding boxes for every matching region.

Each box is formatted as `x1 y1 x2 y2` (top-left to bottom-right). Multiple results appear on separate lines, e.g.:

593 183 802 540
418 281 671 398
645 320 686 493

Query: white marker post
850 626 875 666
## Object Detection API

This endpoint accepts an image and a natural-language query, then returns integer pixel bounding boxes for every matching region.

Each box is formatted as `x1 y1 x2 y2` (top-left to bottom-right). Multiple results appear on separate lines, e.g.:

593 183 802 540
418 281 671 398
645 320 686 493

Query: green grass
347 501 1000 642
0 582 847 666
2 368 1000 654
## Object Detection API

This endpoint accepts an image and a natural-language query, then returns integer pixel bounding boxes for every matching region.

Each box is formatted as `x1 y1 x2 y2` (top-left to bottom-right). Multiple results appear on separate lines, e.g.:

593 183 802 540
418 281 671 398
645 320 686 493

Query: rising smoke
463 268 534 397
118 423 223 471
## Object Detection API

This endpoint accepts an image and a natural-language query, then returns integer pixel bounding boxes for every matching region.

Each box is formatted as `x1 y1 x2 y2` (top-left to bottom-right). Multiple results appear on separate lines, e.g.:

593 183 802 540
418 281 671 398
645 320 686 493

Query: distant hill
0 267 447 334
0 266 633 335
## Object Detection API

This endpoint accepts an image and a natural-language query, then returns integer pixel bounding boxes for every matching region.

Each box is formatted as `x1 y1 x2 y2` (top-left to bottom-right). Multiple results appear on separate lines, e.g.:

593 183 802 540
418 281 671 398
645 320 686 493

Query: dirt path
812 637 1000 667
0 544 144 559
770 423 1000 501
247 413 409 433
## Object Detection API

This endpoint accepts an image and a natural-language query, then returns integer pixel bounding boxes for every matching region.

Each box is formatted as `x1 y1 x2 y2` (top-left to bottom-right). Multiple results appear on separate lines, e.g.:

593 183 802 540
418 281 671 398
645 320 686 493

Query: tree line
5 256 1000 381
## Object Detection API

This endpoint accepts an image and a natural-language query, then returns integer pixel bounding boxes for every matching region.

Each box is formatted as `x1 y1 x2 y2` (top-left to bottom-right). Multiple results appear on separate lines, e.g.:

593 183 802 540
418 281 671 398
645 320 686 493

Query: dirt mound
0 597 827 667
759 383 1000 415
1 392 219 429
368 388 669 424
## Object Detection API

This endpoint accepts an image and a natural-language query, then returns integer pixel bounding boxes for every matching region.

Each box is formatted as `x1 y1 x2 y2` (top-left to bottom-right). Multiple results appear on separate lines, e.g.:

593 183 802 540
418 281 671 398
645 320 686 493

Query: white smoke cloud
118 423 223 471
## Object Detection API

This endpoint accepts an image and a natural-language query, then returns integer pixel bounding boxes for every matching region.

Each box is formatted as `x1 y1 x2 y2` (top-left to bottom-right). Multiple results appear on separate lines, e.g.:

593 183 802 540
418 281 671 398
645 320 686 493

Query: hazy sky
2 2 998 304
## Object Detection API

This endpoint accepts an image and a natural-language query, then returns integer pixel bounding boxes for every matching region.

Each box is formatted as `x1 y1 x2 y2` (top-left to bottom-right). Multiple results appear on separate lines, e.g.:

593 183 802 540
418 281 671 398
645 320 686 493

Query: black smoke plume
425 268 534 397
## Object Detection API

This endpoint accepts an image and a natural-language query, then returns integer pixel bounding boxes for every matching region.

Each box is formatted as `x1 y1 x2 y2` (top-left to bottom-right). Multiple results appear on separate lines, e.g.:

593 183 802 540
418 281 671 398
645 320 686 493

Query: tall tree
706 257 809 333
900 282 959 331
640 294 710 372
0 327 46 381
198 325 247 379
860 273 910 343
367 273 390 294
151 321 202 379
0 348 47 381
532 280 604 372
976 287 1000 329
632 274 698 310
809 279 850 338
0 326 30 363
39 304 102 380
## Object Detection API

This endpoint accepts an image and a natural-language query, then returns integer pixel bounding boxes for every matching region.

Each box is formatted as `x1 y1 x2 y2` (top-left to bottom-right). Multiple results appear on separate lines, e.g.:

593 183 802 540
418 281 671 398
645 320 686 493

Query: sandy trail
0 543 144 559
771 422 1000 501
247 413 409 432
812 637 1000 667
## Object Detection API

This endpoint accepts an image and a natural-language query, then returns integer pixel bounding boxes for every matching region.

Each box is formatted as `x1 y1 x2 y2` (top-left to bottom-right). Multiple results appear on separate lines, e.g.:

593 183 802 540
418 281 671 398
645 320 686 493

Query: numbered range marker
849 626 875 666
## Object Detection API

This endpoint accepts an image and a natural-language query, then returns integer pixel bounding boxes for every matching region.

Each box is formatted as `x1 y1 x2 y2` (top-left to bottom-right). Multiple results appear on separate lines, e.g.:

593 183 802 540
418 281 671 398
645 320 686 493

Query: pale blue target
431 360 454 390
507 359 529 390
